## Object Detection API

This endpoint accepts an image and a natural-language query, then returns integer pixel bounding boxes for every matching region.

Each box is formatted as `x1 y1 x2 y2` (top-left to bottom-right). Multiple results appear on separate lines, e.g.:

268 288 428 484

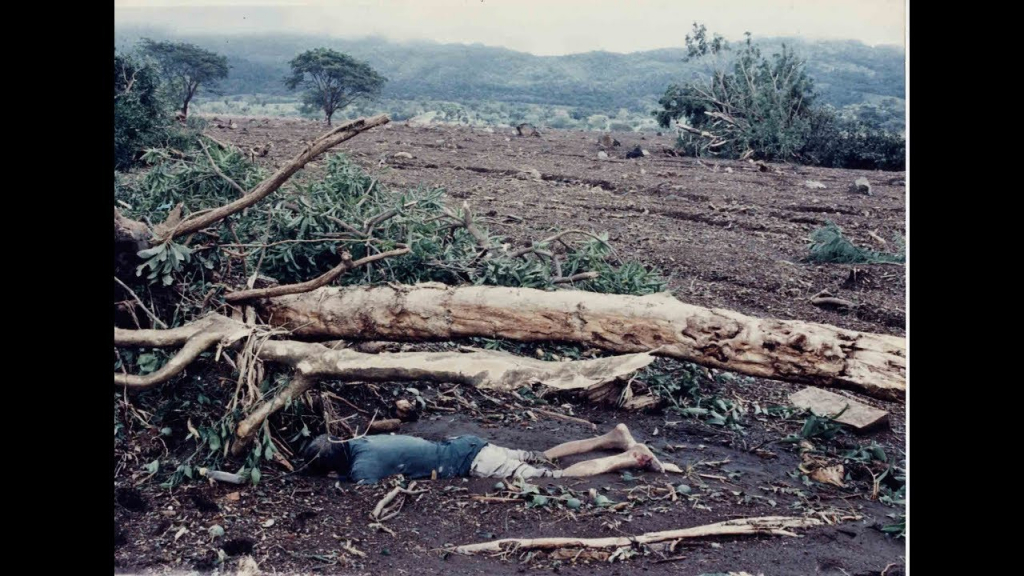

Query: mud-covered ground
115 381 905 576
114 117 907 575
206 116 906 336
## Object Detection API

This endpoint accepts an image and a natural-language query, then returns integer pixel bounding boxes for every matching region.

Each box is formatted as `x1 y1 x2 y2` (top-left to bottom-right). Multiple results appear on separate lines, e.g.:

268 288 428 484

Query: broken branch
223 245 410 303
452 516 824 554
158 114 390 242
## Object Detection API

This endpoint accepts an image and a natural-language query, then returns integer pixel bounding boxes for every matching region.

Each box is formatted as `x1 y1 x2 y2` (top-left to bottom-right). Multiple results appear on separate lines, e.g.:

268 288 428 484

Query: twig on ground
114 276 168 329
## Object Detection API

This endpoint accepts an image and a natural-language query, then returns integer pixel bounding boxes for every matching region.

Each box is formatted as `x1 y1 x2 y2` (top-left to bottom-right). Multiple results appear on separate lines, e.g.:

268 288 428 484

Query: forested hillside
114 27 904 130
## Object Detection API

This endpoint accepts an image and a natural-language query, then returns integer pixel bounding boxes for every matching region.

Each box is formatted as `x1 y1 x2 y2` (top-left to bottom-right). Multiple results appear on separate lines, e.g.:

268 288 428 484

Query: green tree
655 24 904 169
285 48 387 125
656 28 815 161
141 39 229 119
114 49 166 170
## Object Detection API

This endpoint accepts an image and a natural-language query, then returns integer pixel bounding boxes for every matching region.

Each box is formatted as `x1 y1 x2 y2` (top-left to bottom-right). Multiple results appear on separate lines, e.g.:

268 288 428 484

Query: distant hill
114 28 905 126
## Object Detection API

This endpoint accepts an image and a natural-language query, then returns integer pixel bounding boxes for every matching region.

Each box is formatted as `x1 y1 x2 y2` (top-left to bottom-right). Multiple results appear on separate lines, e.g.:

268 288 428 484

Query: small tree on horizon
141 39 229 120
285 48 386 125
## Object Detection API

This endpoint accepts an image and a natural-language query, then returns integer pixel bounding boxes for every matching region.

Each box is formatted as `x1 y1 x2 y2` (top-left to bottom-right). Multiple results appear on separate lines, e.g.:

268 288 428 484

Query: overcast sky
114 0 907 56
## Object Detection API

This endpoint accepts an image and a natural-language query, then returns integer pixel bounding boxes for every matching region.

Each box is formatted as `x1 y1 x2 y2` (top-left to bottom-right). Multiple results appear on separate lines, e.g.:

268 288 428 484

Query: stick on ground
452 516 824 554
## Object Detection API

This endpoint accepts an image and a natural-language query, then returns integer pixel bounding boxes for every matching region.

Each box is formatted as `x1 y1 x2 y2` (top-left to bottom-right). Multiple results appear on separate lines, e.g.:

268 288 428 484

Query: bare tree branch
223 245 410 303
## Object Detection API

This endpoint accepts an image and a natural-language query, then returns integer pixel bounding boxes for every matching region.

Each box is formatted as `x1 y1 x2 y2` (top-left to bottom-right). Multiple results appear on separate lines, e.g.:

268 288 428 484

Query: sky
114 0 907 56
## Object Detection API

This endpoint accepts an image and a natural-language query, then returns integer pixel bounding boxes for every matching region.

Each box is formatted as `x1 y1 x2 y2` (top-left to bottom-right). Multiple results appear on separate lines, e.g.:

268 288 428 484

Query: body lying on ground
300 424 668 483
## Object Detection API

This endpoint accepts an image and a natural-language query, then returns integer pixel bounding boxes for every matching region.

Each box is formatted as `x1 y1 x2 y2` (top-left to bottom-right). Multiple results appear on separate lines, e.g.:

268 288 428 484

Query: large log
258 283 906 400
113 313 656 454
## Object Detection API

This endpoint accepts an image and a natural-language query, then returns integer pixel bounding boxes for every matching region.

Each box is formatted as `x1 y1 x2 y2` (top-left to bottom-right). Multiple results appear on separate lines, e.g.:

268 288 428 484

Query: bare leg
559 444 664 477
542 423 637 460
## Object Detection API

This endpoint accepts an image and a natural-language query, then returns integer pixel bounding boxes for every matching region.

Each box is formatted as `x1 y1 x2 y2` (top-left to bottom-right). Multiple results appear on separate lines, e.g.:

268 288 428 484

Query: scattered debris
394 399 416 420
809 464 846 487
804 180 827 190
393 151 413 159
849 177 872 196
598 133 621 147
809 289 857 311
236 556 261 576
250 143 272 159
789 387 889 431
597 151 609 160
517 167 542 181
516 123 541 137
867 230 889 249
203 470 246 484
370 481 428 523
367 418 402 433
625 145 648 159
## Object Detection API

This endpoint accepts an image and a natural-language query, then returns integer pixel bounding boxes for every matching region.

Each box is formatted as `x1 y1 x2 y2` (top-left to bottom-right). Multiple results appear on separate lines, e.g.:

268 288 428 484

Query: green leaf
565 497 582 510
144 460 159 474
250 467 262 485
137 245 165 259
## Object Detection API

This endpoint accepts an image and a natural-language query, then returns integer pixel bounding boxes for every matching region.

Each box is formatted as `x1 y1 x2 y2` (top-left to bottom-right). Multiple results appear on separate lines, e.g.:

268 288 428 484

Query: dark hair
299 434 350 476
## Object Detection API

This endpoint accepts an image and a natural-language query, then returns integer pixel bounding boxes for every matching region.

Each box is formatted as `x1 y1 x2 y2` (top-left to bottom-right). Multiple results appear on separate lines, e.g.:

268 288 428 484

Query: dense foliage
114 50 166 170
141 38 229 118
656 26 905 170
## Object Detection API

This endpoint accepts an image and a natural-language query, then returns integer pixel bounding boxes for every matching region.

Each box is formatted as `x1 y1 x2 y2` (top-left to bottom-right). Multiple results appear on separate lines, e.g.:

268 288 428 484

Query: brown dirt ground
206 116 906 336
114 117 907 575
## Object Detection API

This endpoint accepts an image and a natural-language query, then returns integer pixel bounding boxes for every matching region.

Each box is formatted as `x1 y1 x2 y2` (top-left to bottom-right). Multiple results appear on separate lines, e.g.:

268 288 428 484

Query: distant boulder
516 123 541 137
625 145 648 159
849 177 872 196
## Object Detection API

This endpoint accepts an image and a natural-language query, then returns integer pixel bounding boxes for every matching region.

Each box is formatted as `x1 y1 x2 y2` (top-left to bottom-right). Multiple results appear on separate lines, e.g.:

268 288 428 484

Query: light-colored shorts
470 444 563 479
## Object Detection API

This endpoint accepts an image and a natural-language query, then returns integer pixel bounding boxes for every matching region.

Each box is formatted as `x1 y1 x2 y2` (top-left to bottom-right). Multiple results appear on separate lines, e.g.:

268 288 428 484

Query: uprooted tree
113 113 905 485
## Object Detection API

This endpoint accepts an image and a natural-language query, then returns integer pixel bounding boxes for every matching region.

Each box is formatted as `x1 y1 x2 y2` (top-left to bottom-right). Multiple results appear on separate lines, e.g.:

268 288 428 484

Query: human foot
609 423 638 451
626 444 665 473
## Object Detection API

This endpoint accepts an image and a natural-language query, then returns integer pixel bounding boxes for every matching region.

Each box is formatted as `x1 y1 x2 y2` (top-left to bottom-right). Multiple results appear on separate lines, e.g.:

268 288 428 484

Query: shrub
806 221 904 264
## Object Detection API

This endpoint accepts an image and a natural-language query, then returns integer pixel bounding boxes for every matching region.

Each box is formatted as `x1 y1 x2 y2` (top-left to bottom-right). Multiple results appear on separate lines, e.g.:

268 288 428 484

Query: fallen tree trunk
452 515 824 554
113 313 656 453
259 283 905 400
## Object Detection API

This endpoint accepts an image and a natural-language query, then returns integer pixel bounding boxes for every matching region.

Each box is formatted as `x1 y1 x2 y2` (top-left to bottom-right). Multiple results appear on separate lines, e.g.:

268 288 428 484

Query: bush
806 221 904 264
656 26 905 170
114 50 167 170
799 108 905 171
